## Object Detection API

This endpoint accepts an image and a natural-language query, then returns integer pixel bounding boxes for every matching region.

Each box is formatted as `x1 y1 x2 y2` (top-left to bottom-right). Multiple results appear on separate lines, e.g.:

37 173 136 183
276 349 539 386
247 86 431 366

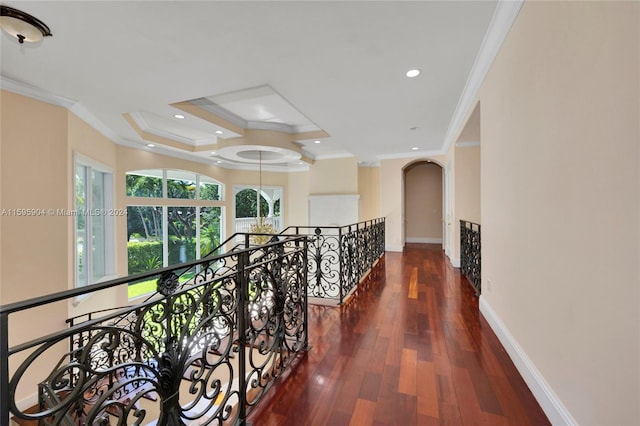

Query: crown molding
1 76 122 144
1 76 75 108
358 161 381 168
314 152 355 161
129 111 217 146
377 149 445 161
441 0 523 154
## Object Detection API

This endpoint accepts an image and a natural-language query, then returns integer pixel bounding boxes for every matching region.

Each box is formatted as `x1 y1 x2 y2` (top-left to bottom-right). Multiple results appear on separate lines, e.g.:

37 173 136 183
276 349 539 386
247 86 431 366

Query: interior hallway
249 244 549 425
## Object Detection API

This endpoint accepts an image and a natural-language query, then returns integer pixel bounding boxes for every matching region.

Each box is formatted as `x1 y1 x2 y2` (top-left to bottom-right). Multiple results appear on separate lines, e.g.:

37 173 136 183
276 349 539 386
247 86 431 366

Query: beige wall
453 144 480 262
404 162 442 242
0 90 70 405
380 155 445 251
478 2 639 424
288 170 310 226
358 166 380 221
309 157 358 195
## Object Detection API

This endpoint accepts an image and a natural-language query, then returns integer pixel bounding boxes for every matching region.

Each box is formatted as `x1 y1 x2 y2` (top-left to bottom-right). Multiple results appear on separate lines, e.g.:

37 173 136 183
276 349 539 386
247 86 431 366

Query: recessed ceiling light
314 140 321 144
412 147 419 151
216 160 222 164
174 114 185 119
215 130 223 135
406 69 421 78
298 161 304 165
146 143 155 148
211 151 217 155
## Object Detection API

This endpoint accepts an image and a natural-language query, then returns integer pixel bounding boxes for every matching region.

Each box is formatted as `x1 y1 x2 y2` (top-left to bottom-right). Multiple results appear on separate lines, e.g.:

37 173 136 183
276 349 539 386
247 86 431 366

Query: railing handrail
460 219 481 230
2 234 309 426
280 217 385 235
0 233 300 316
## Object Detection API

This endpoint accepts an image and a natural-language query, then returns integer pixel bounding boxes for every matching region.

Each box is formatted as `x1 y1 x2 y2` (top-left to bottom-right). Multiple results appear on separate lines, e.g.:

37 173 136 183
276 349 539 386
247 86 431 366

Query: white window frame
74 153 116 288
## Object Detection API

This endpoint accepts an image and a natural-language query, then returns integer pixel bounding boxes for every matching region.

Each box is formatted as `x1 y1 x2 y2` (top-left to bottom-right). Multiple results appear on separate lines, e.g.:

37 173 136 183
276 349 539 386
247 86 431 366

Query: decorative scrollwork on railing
460 220 481 295
279 218 385 305
1 236 307 426
306 232 341 299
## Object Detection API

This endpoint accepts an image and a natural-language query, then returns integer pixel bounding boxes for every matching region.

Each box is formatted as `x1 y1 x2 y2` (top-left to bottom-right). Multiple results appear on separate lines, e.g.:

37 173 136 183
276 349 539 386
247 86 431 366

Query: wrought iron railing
0 234 308 426
460 220 481 295
281 218 385 304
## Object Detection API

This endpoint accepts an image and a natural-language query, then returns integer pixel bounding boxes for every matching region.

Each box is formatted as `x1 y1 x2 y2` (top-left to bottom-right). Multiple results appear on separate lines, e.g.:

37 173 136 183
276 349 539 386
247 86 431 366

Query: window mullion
162 205 168 267
85 166 93 285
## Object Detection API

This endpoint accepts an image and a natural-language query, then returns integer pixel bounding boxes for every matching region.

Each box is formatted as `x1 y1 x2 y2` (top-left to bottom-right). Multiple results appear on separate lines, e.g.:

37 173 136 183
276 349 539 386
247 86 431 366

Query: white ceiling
0 1 499 168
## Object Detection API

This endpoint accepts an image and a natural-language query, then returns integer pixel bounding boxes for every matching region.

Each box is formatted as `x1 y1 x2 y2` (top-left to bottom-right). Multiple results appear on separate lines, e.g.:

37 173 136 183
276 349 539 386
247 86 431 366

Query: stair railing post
338 226 344 305
302 237 309 350
1 312 9 426
237 250 249 425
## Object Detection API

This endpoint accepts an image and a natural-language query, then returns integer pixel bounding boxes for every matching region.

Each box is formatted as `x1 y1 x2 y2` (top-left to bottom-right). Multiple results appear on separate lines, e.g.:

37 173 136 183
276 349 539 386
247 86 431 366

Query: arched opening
233 186 283 233
403 160 444 247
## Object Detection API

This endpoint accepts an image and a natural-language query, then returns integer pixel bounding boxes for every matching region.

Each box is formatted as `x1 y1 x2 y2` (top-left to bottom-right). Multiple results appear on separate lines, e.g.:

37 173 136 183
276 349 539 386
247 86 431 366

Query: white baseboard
385 245 403 252
405 237 443 244
16 393 38 412
479 298 577 426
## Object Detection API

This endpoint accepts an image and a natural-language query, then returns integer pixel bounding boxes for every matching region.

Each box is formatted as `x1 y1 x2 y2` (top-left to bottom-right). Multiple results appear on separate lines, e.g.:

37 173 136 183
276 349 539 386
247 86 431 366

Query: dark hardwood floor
249 243 550 425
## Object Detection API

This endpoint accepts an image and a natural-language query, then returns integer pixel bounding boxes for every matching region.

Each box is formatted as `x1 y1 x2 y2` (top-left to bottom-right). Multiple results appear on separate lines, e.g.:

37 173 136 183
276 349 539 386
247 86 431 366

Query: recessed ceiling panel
207 85 320 132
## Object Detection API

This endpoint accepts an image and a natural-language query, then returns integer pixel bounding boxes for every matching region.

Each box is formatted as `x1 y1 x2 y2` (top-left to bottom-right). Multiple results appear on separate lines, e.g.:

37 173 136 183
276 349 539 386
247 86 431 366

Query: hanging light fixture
250 150 276 244
1 5 52 44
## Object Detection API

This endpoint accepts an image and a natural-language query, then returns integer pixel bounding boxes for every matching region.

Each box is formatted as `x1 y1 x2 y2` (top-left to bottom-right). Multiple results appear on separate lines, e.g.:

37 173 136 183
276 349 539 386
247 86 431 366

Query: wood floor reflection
249 244 550 425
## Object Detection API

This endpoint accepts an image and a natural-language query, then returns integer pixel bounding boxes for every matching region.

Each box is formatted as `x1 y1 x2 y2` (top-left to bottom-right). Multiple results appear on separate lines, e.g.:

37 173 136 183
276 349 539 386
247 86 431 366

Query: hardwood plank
249 244 550 426
416 360 439 419
349 399 376 426
397 348 418 395
408 266 418 299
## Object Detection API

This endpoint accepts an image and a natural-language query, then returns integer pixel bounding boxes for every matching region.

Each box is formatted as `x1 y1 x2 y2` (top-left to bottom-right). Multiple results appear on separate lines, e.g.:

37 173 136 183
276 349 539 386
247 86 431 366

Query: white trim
70 103 121 144
406 237 443 244
313 152 355 161
377 149 445 161
479 298 578 426
385 245 403 252
450 257 460 268
1 76 123 145
0 76 76 108
455 141 480 148
358 161 381 168
16 393 39 412
442 0 524 154
129 112 217 146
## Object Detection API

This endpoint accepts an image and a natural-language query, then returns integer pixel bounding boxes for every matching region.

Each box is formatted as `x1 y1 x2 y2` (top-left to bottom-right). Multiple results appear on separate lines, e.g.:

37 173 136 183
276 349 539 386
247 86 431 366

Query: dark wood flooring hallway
249 244 550 425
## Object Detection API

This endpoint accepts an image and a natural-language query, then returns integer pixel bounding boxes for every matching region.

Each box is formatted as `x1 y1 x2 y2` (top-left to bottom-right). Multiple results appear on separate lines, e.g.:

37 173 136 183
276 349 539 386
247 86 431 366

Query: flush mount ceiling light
405 69 421 78
314 140 321 144
412 147 419 151
0 5 52 44
173 114 185 119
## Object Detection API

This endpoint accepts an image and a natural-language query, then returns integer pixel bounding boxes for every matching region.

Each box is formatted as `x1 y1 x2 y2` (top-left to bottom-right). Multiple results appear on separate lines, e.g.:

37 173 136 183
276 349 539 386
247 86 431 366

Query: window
75 156 114 287
233 186 282 234
125 170 224 290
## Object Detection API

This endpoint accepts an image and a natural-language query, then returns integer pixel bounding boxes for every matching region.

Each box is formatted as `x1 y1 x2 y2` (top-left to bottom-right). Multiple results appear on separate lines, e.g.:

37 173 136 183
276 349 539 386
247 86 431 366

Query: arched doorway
403 161 444 247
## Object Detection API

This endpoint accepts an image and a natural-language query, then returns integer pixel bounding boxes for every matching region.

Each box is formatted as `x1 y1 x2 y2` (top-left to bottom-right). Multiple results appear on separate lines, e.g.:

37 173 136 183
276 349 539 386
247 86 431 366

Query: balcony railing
460 220 481 295
0 234 308 426
281 218 386 305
